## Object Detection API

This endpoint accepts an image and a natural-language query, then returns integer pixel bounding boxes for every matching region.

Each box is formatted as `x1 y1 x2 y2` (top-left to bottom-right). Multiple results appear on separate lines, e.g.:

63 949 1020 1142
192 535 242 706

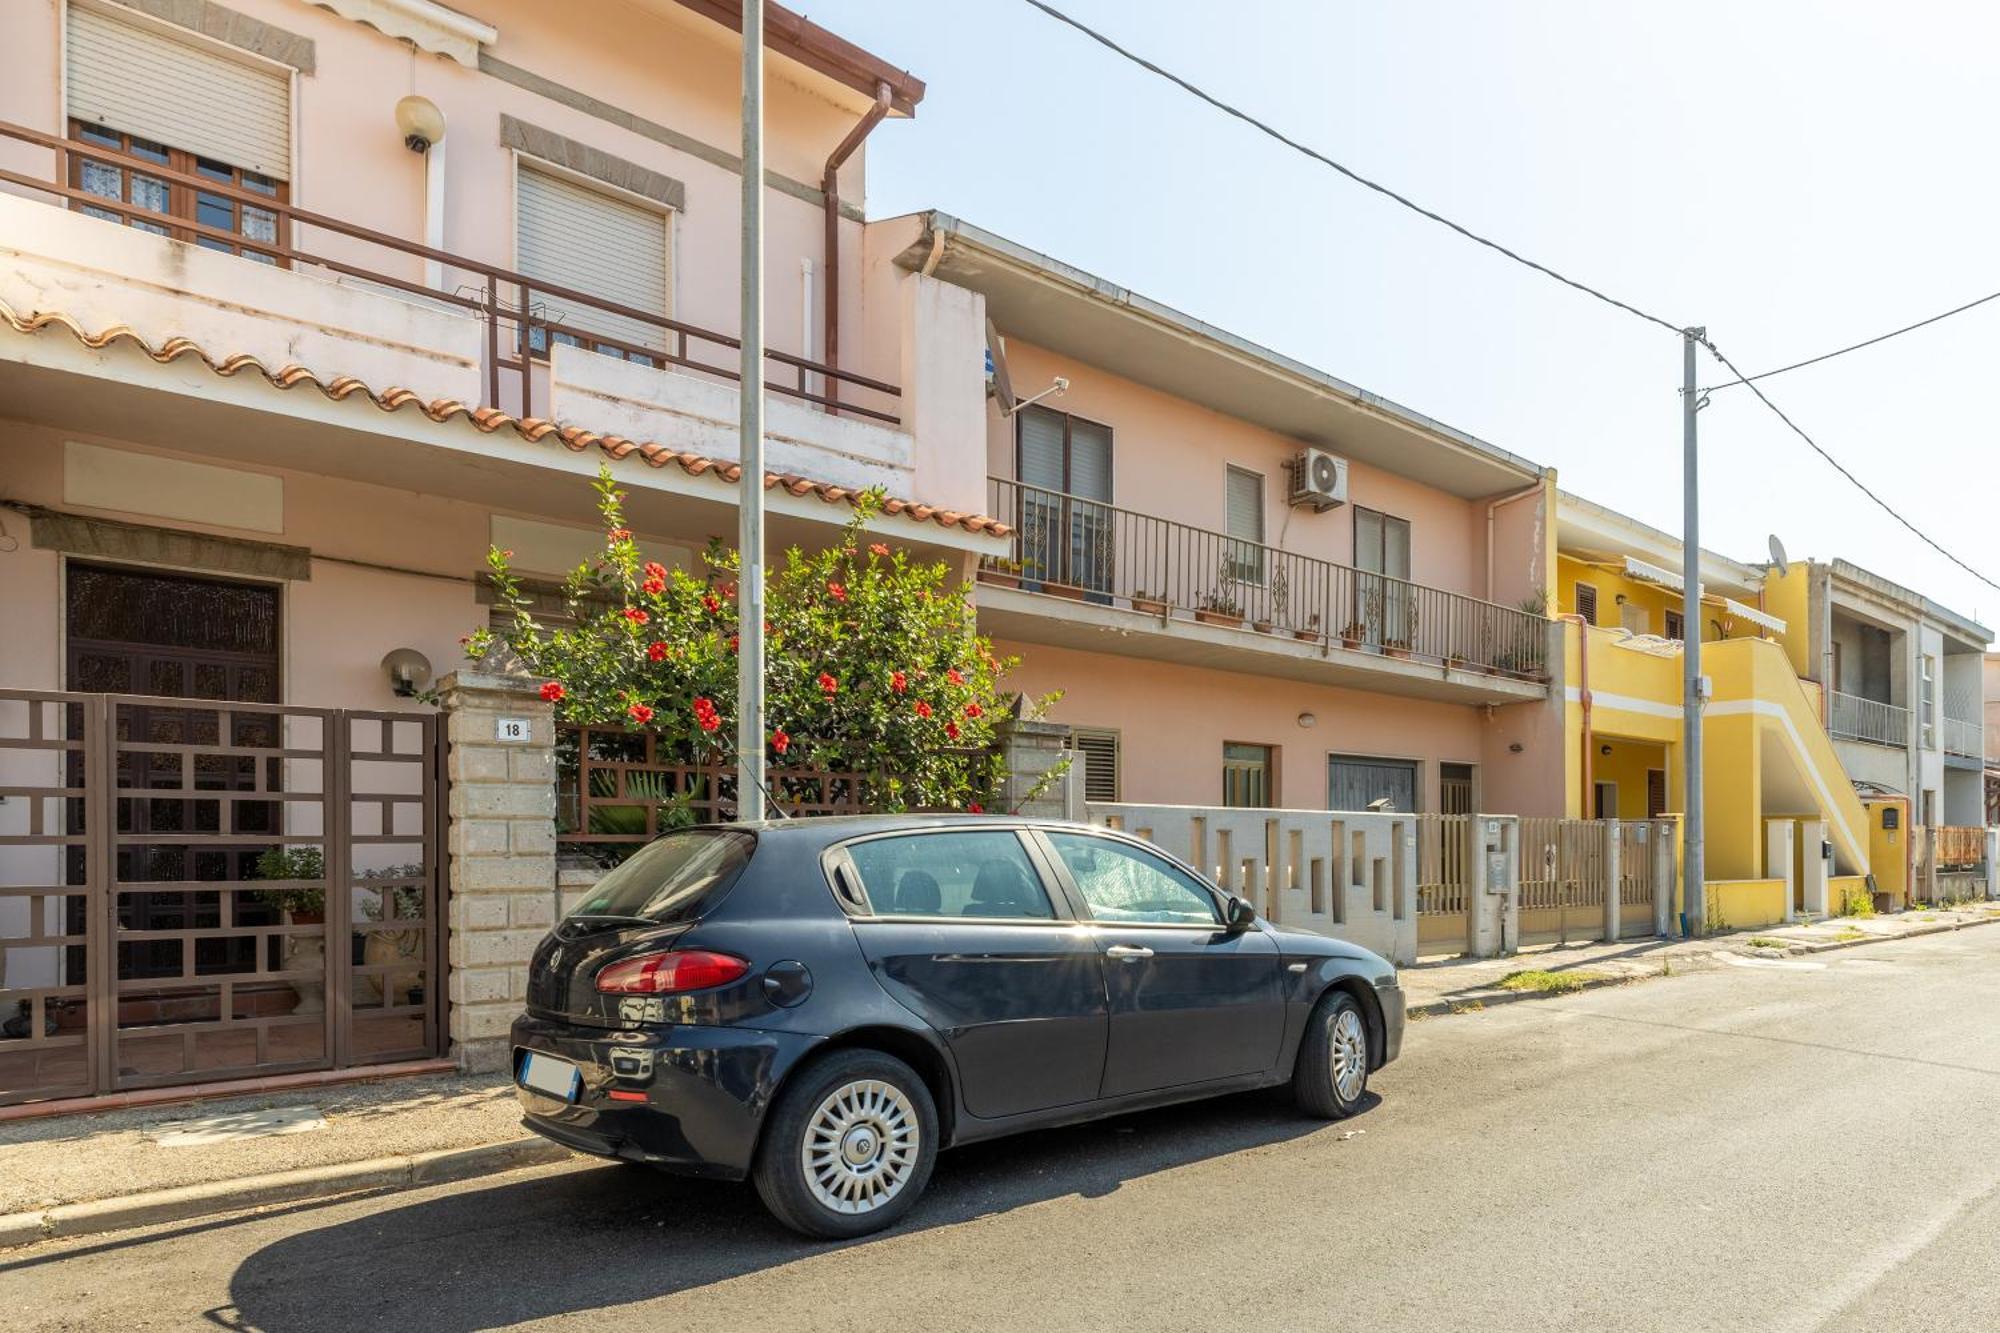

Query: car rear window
564 829 755 925
845 831 1056 920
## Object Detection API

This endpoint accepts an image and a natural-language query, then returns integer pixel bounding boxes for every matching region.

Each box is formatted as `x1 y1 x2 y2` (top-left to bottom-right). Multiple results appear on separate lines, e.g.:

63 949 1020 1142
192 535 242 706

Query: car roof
732 813 1105 844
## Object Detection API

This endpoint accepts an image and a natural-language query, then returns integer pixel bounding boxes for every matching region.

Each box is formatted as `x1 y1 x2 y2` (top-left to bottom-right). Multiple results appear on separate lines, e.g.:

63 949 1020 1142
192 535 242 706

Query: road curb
1408 910 2000 1020
0 1136 573 1251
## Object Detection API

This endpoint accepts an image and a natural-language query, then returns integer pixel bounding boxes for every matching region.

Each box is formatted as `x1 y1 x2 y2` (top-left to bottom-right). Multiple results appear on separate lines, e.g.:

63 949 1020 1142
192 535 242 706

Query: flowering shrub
467 466 1045 813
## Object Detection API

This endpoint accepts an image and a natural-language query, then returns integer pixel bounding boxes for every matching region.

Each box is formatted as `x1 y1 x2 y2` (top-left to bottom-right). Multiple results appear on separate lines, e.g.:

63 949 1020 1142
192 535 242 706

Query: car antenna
743 768 792 820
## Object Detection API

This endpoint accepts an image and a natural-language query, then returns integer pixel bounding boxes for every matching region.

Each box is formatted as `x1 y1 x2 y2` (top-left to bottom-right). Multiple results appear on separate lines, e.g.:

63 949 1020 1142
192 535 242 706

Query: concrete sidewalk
1400 901 2000 1015
5 901 1996 1248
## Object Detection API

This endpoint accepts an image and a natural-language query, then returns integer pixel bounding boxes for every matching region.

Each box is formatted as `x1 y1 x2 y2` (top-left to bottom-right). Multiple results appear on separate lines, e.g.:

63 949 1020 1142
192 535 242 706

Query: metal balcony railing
982 477 1549 677
1828 690 1908 747
1942 714 1983 760
0 119 900 424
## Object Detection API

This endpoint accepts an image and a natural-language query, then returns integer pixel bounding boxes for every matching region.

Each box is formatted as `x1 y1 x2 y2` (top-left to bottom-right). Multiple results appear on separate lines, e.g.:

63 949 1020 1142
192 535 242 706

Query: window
1574 583 1600 626
1920 654 1936 748
1355 507 1413 644
516 165 671 366
1329 756 1419 813
1072 728 1121 803
566 830 755 925
70 121 285 263
1224 465 1266 584
1439 763 1475 815
1046 833 1221 926
1223 742 1273 808
845 831 1055 920
1593 781 1617 819
1665 609 1685 642
1646 769 1668 817
1015 406 1113 593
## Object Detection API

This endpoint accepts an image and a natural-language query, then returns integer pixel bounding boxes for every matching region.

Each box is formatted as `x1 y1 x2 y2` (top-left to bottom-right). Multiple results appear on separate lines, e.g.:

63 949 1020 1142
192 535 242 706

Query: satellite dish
1767 535 1789 574
984 316 1016 414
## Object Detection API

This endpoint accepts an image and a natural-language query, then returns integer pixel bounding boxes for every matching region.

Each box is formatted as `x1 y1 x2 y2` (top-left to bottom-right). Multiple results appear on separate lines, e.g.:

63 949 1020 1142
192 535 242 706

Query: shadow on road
211 1088 1374 1332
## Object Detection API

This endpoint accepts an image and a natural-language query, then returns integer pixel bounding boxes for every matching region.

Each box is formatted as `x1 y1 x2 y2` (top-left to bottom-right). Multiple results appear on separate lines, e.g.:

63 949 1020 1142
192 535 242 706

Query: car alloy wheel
1331 1006 1368 1103
800 1078 921 1215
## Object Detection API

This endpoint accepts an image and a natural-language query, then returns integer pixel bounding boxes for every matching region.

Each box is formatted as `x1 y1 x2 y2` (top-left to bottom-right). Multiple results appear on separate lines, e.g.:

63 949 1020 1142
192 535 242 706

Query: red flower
770 729 790 755
627 702 655 725
890 670 908 694
964 702 983 719
643 561 667 581
702 595 721 614
827 581 848 602
914 700 933 719
539 681 565 703
869 543 890 557
693 697 721 733
647 641 667 662
608 528 633 542
622 607 649 625
642 576 666 596
946 668 965 686
818 672 839 696
945 721 961 740
457 635 471 646
728 634 740 654
967 802 985 814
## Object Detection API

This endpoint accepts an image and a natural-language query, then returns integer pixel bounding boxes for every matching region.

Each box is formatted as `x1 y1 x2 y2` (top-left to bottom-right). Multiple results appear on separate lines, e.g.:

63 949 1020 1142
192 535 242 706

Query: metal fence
1942 715 1982 760
984 478 1549 676
0 689 442 1108
1828 691 1908 748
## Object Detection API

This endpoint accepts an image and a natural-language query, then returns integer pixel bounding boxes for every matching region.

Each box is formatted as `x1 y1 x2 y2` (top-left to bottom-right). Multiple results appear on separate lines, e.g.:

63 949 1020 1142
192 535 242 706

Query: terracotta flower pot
1131 597 1168 616
1194 609 1244 629
1041 581 1086 601
979 569 1022 590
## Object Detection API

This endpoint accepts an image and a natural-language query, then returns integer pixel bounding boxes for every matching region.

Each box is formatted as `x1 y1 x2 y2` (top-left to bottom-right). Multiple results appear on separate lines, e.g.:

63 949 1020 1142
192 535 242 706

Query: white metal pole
736 1 766 821
1681 327 1705 934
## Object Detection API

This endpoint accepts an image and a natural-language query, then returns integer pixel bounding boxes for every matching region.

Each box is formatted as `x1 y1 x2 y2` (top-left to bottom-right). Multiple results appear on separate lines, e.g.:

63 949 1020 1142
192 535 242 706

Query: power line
1703 288 2000 393
1697 337 2000 594
1018 0 2000 596
1016 0 1686 337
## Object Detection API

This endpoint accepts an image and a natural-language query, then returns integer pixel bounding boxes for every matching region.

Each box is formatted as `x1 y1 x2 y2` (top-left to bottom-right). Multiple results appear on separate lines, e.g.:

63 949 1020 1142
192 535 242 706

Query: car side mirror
1224 896 1256 933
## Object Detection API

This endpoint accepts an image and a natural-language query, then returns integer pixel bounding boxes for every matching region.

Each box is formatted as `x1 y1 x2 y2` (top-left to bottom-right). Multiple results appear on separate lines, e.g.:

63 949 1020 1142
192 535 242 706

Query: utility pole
1681 327 1705 935
736 0 766 821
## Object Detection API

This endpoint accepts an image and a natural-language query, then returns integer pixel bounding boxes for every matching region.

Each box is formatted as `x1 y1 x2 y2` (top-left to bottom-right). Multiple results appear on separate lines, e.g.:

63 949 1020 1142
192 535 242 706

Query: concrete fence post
1654 818 1677 937
1602 821 1621 942
437 671 557 1074
1467 815 1520 959
1766 819 1797 923
1986 829 1999 901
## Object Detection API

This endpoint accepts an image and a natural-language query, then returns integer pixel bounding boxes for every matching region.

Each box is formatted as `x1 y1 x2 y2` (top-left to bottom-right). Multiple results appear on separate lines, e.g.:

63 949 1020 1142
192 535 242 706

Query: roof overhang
891 212 1547 501
1828 558 1991 650
1557 489 1764 599
670 0 924 116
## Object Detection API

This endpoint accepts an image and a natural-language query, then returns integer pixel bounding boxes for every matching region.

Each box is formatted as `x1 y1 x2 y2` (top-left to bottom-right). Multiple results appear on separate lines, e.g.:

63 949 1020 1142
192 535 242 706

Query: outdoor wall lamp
1600 743 1613 756
395 95 446 154
1296 711 1317 729
381 648 433 698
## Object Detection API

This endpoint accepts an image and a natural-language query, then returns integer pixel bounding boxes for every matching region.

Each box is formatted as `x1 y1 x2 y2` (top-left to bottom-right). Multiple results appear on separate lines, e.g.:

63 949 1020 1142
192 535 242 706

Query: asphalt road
7 927 2000 1333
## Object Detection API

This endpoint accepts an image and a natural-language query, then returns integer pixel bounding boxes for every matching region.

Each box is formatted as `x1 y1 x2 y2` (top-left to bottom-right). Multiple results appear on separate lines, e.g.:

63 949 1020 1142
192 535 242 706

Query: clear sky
806 0 1999 630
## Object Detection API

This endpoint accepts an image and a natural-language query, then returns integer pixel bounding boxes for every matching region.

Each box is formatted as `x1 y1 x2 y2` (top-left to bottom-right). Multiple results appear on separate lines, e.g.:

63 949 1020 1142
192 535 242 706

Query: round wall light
380 647 433 698
395 95 446 154
1296 711 1317 729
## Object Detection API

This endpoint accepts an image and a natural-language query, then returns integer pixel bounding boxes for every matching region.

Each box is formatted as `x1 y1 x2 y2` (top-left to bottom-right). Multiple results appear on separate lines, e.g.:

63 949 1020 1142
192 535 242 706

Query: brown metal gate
0 689 443 1107
1518 818 1609 946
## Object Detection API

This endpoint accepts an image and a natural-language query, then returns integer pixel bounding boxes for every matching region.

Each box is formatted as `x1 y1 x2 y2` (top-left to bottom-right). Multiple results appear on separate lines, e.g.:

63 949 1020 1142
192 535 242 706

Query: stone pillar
997 718 1075 819
1467 815 1520 959
437 671 557 1073
1799 819 1830 917
1766 819 1797 922
1602 821 1622 942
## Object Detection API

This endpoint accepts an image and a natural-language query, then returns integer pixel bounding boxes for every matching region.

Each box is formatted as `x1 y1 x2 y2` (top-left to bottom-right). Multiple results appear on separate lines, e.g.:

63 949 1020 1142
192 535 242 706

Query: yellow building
1548 493 1988 928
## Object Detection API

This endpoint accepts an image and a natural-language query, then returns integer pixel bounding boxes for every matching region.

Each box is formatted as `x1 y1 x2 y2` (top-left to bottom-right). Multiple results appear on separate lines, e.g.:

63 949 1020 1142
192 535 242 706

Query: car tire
753 1048 939 1239
1292 990 1370 1119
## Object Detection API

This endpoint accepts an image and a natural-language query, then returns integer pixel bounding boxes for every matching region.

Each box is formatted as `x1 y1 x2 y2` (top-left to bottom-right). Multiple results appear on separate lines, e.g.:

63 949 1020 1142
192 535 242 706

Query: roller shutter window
1224 465 1266 585
66 6 290 178
1574 583 1599 626
516 165 671 366
1072 729 1120 804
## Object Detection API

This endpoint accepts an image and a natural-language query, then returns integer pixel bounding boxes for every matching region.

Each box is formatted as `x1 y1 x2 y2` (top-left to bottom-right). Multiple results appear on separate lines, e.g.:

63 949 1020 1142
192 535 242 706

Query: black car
512 815 1404 1237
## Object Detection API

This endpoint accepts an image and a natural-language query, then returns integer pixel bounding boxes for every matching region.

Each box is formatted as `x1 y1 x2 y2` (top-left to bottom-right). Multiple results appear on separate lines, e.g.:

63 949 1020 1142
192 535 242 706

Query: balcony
1828 691 1908 748
0 119 976 512
976 478 1550 704
1943 714 1982 762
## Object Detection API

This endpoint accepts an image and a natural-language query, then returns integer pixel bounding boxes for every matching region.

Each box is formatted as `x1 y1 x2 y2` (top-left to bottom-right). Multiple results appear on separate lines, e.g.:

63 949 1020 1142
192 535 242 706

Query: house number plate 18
496 717 533 743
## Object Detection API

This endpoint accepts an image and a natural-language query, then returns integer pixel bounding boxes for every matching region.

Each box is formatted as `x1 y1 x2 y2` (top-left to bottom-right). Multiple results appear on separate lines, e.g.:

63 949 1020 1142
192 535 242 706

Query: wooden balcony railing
982 477 1549 678
0 119 900 424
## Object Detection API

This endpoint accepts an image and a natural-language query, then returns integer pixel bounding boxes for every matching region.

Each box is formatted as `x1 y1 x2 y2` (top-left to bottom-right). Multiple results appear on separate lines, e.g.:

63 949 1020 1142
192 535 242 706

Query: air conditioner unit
1287 449 1349 512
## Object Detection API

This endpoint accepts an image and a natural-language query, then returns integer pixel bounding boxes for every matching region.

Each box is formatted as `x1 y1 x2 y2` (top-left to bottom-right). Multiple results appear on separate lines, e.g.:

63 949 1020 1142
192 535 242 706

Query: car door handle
1105 944 1154 960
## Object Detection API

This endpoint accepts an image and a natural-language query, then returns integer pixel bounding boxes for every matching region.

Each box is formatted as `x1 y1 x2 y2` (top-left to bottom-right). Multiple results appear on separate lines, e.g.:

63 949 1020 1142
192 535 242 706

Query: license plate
519 1051 582 1102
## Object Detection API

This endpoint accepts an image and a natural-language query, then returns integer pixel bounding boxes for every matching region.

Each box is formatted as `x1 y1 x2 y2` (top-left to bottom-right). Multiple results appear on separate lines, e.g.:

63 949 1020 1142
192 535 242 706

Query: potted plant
979 556 1024 590
1130 588 1168 617
1195 586 1244 629
1251 614 1275 635
358 864 428 1006
1339 619 1369 649
1380 595 1419 659
255 846 326 1015
1293 611 1323 643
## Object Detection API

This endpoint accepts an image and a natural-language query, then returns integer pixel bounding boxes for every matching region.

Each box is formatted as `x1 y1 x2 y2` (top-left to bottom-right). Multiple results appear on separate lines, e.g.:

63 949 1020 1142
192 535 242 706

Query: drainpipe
820 80 893 415
1485 481 1546 602
1559 613 1593 817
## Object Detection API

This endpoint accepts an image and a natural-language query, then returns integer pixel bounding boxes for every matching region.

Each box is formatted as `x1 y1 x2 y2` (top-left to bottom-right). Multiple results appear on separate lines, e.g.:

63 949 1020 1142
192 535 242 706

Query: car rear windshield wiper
562 913 657 929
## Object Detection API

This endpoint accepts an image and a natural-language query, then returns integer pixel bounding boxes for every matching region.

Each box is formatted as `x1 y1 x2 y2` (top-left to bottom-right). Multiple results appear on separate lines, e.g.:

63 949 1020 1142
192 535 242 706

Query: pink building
0 0 1561 1102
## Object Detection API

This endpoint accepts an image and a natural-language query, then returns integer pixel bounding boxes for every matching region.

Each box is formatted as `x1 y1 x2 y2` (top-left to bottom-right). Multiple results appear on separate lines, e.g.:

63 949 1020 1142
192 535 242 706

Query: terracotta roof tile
0 299 1011 539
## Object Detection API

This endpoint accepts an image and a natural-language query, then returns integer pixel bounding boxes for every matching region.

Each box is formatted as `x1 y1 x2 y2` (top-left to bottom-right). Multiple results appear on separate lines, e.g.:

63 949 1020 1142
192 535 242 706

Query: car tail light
595 949 750 994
